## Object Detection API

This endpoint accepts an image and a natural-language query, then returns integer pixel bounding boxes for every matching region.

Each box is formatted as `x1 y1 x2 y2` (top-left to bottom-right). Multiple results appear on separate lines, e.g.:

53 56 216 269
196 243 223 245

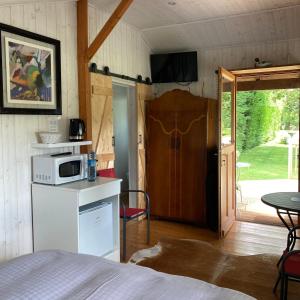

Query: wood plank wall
153 38 300 99
0 1 151 262
88 3 151 79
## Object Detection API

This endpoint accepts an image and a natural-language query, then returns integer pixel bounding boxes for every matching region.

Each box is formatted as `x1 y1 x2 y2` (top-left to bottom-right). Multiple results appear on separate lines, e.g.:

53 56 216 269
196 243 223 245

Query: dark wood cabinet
146 89 217 225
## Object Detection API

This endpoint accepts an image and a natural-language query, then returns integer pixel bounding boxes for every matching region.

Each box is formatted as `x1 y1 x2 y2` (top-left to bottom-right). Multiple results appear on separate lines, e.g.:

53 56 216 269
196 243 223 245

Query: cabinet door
147 110 175 218
90 73 115 170
176 102 208 224
136 83 152 209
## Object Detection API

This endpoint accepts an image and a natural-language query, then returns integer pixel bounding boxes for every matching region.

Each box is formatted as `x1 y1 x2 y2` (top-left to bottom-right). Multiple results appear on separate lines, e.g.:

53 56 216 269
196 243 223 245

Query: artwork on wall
0 23 61 115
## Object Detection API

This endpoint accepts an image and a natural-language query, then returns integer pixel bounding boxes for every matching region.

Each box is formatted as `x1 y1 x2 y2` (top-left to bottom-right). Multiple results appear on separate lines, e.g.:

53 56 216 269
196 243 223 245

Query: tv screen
150 51 198 83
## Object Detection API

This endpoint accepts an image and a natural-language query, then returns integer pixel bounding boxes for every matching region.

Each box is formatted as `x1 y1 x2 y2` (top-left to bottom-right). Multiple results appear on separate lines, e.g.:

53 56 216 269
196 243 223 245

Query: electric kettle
69 119 86 141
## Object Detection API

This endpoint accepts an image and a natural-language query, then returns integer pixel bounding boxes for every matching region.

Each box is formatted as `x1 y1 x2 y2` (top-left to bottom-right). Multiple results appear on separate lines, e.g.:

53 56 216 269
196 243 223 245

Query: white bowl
39 132 62 144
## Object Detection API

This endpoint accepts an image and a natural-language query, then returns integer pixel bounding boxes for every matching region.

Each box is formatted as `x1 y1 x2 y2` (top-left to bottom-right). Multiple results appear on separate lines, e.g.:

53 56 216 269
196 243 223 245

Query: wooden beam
77 0 92 152
237 78 300 91
231 64 300 76
87 0 133 60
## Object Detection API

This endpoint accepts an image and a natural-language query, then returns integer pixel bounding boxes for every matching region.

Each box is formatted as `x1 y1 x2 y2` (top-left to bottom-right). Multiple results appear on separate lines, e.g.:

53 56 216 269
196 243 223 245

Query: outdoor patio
237 179 298 225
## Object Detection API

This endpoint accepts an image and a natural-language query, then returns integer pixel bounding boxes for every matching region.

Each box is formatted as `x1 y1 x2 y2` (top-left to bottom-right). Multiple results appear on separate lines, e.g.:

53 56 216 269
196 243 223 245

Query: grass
238 144 297 180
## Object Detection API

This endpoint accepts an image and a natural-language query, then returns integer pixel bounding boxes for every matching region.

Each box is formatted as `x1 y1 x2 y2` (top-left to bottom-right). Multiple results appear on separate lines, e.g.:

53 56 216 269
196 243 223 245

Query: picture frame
0 23 61 115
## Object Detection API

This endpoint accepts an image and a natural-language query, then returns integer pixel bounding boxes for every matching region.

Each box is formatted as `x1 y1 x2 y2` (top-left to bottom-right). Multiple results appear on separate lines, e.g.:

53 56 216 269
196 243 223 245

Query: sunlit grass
238 145 297 180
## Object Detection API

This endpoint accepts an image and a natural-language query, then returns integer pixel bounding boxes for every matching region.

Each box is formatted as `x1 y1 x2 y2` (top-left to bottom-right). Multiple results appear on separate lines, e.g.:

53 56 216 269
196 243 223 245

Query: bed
0 250 255 300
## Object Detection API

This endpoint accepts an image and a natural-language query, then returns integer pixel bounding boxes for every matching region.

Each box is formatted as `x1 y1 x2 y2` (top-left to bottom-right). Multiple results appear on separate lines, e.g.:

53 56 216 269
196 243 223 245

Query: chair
273 225 300 298
280 250 300 300
97 168 150 262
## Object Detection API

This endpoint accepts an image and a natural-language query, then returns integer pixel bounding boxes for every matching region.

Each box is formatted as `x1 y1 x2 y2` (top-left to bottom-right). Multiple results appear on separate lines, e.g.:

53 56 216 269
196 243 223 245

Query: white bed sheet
0 251 255 300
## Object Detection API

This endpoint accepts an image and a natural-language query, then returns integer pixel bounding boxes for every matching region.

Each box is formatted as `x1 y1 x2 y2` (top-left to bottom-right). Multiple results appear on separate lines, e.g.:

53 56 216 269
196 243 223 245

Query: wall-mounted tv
150 51 198 83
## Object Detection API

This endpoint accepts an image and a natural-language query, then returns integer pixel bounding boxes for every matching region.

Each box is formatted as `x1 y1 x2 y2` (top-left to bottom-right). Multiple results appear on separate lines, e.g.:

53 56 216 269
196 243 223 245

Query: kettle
69 119 86 141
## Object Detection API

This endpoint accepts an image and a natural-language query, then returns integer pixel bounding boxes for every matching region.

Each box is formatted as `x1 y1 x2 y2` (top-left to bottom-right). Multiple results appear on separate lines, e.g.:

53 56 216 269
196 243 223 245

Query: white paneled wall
0 1 151 261
201 38 300 99
0 1 78 262
153 38 300 99
88 3 151 78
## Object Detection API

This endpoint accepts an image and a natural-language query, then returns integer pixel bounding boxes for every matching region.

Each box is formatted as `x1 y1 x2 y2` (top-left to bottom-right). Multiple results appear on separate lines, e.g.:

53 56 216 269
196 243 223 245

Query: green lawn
238 145 297 180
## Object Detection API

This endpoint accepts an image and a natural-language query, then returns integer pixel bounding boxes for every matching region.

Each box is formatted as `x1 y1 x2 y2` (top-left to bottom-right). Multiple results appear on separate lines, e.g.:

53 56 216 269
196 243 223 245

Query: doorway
235 88 300 225
218 65 300 235
112 83 137 207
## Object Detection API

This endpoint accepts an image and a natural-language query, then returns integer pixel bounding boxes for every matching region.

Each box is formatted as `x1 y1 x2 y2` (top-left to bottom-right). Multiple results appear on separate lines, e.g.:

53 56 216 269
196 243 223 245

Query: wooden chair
97 168 150 262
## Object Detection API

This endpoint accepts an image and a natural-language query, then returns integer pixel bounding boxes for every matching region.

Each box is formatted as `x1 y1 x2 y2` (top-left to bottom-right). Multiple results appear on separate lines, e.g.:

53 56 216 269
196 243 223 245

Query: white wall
0 1 151 261
88 3 151 79
0 1 78 262
153 38 300 99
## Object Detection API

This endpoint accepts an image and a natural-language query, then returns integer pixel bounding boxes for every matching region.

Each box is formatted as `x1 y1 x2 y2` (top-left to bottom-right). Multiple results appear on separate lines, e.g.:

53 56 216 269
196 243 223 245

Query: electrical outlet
48 118 59 132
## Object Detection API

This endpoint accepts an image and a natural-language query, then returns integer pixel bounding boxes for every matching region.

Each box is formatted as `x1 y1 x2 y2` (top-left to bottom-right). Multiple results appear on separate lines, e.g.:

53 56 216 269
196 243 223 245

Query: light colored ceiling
1 0 299 52
93 0 300 52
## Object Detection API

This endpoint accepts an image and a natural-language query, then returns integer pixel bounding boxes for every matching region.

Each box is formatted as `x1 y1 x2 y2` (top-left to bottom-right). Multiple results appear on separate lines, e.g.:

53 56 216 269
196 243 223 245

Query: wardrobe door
147 110 175 218
176 101 208 224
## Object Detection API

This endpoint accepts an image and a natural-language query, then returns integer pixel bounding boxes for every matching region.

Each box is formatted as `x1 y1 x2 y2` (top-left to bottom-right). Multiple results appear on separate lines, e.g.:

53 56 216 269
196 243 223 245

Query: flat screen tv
150 51 198 83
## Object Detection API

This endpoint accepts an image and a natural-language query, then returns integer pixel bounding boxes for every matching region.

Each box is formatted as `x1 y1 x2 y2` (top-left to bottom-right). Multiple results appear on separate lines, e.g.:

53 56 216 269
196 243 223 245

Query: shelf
32 141 92 149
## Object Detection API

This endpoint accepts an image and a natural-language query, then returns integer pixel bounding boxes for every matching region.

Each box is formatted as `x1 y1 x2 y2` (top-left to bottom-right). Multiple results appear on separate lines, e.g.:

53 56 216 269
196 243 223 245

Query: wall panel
153 38 300 99
88 3 151 78
0 1 151 261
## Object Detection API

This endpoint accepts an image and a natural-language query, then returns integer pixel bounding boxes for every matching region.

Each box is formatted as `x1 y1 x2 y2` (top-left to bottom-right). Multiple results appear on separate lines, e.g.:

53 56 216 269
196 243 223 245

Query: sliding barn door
90 73 115 170
218 67 237 237
136 83 152 209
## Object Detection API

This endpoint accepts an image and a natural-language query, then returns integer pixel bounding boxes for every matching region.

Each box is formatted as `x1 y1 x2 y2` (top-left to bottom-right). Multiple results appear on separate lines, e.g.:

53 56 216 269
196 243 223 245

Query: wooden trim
77 0 92 152
231 64 300 76
237 78 300 91
87 0 134 60
220 67 235 81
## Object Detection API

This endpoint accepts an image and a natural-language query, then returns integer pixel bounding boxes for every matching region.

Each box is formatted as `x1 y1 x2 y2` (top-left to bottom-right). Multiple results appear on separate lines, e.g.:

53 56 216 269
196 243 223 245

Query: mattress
0 250 255 300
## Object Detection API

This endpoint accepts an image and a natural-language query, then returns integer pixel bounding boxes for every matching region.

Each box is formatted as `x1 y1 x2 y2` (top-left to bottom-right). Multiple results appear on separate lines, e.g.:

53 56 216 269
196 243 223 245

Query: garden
223 89 300 181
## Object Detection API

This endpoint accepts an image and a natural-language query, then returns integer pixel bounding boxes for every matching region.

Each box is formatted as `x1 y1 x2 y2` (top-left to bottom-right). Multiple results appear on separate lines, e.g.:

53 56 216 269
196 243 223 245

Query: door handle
112 136 115 147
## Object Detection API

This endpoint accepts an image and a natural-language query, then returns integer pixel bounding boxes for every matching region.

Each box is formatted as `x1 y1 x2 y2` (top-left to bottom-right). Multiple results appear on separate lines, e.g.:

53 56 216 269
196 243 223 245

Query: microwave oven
33 153 88 185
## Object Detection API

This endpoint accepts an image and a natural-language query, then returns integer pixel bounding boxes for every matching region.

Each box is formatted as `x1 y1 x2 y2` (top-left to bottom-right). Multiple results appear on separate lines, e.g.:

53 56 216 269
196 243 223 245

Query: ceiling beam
87 0 134 60
77 0 133 152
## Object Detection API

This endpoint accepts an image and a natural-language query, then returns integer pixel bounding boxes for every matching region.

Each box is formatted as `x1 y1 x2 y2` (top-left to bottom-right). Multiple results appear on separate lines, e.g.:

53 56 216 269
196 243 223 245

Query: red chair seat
120 208 146 218
97 168 116 178
284 253 300 276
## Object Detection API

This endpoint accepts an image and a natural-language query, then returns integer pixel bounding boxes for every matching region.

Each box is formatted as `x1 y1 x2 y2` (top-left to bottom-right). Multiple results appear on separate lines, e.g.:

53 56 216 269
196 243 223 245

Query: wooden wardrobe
146 89 217 225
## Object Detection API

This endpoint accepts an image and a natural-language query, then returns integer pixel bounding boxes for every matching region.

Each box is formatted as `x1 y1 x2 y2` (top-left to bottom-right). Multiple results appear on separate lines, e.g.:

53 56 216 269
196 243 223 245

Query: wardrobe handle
112 136 115 147
176 137 181 150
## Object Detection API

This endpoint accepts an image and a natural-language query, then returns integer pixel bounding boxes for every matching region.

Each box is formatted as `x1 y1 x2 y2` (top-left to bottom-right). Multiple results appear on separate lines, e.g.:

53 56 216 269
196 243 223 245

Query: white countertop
32 177 122 192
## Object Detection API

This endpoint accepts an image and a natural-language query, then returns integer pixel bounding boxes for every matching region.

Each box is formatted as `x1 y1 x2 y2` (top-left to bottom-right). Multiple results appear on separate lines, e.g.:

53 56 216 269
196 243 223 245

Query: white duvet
0 251 255 300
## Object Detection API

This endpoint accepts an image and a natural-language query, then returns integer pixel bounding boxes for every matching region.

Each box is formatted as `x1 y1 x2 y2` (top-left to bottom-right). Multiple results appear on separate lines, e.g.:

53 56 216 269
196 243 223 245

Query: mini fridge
79 201 113 257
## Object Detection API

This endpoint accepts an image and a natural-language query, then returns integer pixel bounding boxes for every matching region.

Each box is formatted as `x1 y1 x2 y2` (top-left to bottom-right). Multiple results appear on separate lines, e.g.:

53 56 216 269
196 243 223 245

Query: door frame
224 64 300 226
112 79 138 208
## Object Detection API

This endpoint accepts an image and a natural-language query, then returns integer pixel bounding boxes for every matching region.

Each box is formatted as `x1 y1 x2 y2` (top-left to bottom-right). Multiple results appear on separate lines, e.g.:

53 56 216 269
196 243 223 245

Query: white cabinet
32 177 121 262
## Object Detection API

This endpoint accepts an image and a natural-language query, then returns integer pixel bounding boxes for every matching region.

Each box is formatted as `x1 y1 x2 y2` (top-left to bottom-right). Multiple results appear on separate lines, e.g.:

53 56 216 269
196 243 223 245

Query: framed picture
0 23 61 115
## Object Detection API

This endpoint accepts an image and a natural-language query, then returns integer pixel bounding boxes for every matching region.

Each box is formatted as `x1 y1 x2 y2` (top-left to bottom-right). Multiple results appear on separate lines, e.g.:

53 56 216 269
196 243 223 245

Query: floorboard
122 220 293 262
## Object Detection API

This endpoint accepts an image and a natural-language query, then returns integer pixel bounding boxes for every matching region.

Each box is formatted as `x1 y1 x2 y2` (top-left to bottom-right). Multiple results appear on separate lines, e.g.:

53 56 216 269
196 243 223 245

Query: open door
136 83 152 210
218 67 237 237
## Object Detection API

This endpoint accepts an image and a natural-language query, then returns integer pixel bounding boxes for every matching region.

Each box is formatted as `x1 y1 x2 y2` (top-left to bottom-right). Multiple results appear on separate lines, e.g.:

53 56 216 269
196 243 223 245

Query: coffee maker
69 119 85 141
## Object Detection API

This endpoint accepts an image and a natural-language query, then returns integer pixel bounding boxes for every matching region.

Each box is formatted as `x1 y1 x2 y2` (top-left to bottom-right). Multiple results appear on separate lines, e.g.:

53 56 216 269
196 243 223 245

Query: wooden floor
122 219 292 262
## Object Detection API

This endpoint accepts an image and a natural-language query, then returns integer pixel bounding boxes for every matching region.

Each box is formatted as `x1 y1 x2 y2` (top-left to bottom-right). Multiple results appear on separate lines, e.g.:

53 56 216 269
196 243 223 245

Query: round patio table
261 192 300 231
